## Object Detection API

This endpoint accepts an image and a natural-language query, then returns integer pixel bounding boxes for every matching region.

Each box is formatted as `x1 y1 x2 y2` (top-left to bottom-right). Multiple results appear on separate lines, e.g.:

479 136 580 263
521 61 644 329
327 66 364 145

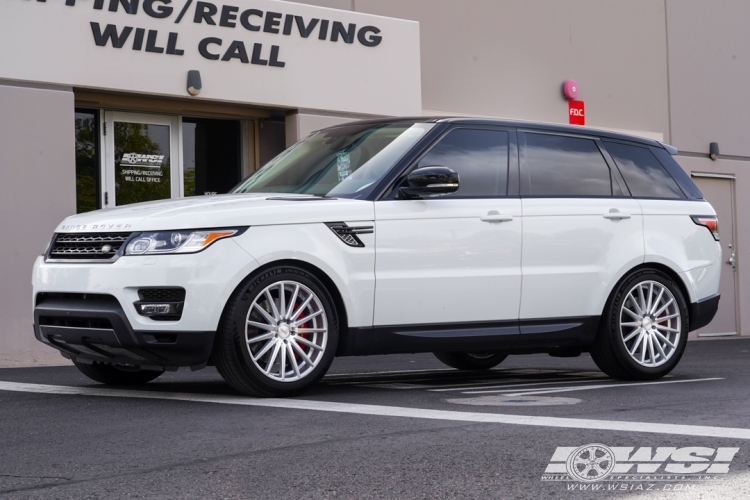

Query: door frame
101 111 182 208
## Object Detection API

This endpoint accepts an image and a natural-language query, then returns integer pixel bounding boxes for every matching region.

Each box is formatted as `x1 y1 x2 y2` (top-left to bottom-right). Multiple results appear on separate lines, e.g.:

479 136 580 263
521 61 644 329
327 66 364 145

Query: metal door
692 174 738 337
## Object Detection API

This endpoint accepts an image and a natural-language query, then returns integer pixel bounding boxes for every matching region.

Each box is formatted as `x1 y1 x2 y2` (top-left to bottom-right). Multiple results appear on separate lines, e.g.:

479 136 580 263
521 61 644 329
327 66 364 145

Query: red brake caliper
292 301 309 361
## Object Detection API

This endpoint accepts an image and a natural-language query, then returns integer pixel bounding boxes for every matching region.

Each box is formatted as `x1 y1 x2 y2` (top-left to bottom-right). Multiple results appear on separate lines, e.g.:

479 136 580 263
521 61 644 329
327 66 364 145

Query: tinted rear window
522 133 612 197
604 142 685 199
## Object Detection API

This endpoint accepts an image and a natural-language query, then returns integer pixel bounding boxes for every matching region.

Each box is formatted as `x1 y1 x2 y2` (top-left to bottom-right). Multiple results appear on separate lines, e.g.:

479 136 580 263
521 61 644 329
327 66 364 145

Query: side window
604 142 685 199
523 133 612 197
417 128 509 197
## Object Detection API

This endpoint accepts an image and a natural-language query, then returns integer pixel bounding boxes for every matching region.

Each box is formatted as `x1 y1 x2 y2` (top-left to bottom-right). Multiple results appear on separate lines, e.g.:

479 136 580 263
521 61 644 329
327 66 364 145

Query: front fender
233 223 375 328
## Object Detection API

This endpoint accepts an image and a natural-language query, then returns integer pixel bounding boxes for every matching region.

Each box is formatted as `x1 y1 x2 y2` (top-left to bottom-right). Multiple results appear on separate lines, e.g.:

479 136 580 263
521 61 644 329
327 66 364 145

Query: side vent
325 222 373 248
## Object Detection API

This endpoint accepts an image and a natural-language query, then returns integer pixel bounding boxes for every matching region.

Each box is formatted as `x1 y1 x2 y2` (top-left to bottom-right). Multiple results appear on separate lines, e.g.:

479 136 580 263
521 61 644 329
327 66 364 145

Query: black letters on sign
251 43 268 65
294 16 319 38
282 14 294 35
269 45 285 67
240 9 262 31
357 26 382 47
220 5 239 28
90 22 133 48
222 40 249 63
198 37 222 60
330 22 355 43
193 1 217 25
318 19 329 40
103 0 139 14
143 0 173 19
145 30 164 53
264 12 282 33
132 27 146 50
166 32 184 55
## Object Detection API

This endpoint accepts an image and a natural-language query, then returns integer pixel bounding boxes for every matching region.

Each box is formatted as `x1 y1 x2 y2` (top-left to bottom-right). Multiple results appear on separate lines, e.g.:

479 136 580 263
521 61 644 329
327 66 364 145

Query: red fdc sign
569 99 585 126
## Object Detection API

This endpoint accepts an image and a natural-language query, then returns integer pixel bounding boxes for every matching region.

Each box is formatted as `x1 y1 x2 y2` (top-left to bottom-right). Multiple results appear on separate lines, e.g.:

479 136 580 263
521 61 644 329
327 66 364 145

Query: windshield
232 122 434 199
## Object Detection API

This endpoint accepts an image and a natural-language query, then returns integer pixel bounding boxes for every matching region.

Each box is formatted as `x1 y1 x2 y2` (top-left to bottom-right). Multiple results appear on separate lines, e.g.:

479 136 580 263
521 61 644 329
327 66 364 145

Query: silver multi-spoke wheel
245 280 328 382
619 280 681 368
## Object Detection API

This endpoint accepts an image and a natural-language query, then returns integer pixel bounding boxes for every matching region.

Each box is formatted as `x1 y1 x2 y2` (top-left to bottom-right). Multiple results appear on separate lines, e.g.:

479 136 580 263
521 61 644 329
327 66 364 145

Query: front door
102 111 180 207
692 175 738 337
374 127 522 332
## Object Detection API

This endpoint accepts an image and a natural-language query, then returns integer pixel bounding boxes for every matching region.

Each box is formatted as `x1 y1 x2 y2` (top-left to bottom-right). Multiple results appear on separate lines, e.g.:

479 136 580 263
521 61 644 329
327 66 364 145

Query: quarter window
604 142 685 199
417 128 509 197
522 133 612 197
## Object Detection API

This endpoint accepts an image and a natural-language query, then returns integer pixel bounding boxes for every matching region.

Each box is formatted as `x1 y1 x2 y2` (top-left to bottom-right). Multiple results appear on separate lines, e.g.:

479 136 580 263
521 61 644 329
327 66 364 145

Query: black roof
324 116 665 149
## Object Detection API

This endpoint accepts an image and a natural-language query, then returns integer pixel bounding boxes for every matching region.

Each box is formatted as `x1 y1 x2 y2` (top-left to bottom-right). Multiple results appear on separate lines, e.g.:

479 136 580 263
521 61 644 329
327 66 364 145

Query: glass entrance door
102 111 180 207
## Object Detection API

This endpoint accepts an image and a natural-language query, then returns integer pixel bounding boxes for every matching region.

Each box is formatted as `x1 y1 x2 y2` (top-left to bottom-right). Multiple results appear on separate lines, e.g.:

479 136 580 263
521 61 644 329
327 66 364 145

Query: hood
55 194 375 233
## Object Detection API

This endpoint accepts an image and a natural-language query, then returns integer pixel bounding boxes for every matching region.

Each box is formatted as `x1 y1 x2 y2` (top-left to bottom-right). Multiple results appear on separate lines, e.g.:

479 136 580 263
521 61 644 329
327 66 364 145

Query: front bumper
32 238 260 367
34 294 214 368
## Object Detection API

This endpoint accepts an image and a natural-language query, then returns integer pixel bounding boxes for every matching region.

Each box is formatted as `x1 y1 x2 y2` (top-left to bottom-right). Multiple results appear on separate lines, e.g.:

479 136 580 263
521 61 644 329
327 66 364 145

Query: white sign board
0 0 422 116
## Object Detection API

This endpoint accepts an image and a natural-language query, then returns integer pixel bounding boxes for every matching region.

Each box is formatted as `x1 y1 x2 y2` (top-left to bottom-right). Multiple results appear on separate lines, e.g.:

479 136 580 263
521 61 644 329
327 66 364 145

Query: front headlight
125 229 241 255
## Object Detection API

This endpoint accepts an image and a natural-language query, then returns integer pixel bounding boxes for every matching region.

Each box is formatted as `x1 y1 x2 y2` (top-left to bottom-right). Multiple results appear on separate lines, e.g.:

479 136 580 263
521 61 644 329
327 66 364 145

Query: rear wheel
590 269 689 380
213 266 339 397
73 360 164 385
433 352 507 370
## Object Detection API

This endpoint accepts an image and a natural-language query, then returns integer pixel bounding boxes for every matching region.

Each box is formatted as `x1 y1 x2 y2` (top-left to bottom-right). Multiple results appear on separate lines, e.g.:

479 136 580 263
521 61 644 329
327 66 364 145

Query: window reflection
524 133 612 197
418 129 509 197
604 142 684 199
74 109 99 213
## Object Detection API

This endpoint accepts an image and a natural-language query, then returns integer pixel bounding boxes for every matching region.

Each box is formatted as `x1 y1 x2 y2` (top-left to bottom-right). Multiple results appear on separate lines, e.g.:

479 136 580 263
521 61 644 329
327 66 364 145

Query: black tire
433 352 508 370
213 265 339 397
590 268 689 380
73 360 164 385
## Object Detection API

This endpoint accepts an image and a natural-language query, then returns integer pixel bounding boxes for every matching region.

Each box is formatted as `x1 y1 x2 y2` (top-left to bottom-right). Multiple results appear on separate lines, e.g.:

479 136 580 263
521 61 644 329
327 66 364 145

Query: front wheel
433 352 508 370
213 266 339 397
590 269 689 380
73 360 164 385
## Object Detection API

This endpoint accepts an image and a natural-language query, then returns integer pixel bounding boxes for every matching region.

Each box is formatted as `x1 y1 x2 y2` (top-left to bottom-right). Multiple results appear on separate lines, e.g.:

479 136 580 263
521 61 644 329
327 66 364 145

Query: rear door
518 131 644 342
374 126 522 335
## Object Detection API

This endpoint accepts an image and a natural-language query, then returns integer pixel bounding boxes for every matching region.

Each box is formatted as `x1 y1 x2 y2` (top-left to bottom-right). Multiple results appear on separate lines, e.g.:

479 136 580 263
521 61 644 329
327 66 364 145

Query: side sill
337 316 600 356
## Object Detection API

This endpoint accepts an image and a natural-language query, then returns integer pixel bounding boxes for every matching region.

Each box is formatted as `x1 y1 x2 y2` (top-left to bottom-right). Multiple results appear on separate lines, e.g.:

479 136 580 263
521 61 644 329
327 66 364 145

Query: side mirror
399 166 459 199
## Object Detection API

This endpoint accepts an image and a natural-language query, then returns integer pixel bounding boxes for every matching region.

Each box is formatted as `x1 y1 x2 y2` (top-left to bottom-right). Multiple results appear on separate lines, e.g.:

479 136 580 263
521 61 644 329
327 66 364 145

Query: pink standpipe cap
562 79 579 100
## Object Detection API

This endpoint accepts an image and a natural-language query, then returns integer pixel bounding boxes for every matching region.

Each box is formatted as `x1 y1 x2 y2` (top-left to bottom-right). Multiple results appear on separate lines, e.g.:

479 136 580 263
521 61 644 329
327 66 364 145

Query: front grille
48 232 133 261
38 316 113 330
138 288 186 302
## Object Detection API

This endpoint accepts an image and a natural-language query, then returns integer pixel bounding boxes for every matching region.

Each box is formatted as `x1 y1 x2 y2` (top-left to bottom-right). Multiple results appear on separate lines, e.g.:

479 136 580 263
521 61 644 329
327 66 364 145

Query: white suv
33 118 721 397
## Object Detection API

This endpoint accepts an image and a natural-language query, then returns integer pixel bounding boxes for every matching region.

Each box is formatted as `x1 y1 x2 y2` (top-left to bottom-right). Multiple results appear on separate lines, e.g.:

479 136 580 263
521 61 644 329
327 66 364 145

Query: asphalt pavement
1 338 750 499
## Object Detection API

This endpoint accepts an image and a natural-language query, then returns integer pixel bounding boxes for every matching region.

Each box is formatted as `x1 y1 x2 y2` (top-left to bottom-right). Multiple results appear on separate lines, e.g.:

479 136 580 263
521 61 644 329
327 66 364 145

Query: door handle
603 210 631 220
480 213 514 223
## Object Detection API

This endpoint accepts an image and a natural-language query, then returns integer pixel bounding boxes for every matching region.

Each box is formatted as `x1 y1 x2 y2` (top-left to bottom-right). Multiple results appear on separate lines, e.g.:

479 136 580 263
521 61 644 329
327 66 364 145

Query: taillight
691 215 720 241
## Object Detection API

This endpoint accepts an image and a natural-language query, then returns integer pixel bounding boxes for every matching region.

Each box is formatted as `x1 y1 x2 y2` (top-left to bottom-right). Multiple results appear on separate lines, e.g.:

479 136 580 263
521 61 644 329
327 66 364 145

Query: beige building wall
292 0 671 138
665 0 750 335
0 81 77 366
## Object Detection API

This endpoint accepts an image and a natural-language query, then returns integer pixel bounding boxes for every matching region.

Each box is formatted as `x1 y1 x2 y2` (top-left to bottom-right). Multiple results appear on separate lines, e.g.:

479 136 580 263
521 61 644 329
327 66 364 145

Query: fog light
140 304 172 315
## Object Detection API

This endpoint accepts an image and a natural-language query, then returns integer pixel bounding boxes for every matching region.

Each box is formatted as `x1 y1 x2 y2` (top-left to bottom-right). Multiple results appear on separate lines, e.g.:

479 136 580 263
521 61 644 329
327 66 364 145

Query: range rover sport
32 118 721 397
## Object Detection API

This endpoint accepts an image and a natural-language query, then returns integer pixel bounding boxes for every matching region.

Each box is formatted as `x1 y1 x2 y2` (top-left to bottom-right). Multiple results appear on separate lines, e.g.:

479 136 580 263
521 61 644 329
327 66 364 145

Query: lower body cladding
34 294 213 370
33 293 721 369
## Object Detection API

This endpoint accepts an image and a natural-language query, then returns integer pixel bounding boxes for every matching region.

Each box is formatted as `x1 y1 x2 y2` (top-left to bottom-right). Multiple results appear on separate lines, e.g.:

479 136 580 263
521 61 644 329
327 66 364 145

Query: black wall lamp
709 142 720 161
187 70 202 97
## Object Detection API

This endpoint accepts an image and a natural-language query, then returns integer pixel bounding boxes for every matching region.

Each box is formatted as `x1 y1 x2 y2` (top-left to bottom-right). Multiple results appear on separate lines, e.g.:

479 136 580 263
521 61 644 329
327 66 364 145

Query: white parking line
461 377 723 395
0 380 747 439
430 378 607 392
